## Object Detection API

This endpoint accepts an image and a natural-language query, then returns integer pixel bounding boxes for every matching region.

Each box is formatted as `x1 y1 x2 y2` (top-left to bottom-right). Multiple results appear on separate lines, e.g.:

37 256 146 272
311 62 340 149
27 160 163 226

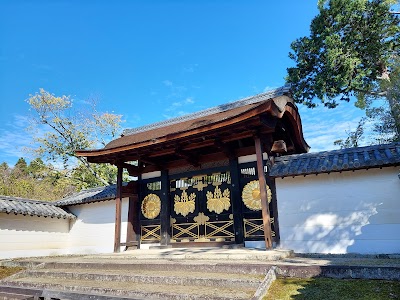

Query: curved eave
76 95 309 162
284 102 310 153
76 100 273 158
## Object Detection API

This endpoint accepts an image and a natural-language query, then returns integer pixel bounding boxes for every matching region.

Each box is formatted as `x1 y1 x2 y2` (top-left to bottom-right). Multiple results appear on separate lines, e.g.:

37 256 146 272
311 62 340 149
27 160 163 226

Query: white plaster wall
66 198 129 254
238 153 268 164
0 213 70 259
142 171 161 179
276 167 400 254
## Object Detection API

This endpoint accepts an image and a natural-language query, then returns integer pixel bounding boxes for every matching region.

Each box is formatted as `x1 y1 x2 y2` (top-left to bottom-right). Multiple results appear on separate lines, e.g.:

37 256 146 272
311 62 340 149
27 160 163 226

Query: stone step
0 285 145 300
2 278 256 300
40 261 271 275
19 269 263 289
0 292 33 300
91 248 294 261
0 258 273 299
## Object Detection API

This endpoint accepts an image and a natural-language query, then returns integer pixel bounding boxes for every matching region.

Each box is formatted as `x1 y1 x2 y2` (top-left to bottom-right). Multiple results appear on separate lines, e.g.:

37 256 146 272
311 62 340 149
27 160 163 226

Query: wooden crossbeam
175 148 199 167
214 139 234 159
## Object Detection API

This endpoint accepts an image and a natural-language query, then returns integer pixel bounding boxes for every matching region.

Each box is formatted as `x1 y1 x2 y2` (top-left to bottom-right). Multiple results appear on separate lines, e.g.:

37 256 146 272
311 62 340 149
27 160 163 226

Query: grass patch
0 266 24 280
264 278 400 300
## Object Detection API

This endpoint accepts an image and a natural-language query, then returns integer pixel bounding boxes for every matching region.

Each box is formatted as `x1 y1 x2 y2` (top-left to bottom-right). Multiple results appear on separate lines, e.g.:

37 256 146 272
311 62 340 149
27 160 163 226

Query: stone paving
5 247 399 268
1 248 399 299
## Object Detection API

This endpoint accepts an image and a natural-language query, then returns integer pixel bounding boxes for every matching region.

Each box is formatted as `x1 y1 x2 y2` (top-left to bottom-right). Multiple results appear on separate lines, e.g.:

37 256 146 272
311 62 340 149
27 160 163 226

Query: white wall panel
276 167 400 254
0 213 70 259
66 198 129 254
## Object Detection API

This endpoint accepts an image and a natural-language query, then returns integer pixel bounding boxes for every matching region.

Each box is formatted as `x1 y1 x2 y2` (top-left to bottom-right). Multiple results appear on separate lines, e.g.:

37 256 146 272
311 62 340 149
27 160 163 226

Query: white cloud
0 115 35 165
263 85 278 92
163 80 173 87
298 102 366 152
182 63 198 73
165 97 196 114
162 80 188 99
185 97 194 104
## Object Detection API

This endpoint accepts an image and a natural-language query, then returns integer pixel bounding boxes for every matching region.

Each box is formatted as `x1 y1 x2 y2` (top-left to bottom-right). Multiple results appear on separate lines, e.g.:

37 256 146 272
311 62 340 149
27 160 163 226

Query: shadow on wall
279 168 400 254
286 203 379 253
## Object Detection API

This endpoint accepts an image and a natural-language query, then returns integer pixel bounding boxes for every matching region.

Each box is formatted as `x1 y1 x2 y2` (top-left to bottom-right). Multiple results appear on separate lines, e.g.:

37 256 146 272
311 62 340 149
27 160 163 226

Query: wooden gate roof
76 87 309 171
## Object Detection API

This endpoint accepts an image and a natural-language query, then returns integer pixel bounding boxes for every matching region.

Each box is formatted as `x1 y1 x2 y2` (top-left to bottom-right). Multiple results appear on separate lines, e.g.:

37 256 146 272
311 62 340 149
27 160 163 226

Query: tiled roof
122 86 291 136
270 142 400 178
105 100 272 150
0 196 75 219
56 184 120 206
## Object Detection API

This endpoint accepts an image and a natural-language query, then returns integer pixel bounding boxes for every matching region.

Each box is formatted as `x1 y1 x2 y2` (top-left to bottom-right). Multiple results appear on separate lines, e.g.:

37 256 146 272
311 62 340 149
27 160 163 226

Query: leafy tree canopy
287 0 400 108
287 0 400 143
27 89 123 186
0 158 76 201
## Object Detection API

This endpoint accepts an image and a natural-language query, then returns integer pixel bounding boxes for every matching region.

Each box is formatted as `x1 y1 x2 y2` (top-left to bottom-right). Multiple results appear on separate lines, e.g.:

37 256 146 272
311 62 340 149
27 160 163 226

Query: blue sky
0 1 366 166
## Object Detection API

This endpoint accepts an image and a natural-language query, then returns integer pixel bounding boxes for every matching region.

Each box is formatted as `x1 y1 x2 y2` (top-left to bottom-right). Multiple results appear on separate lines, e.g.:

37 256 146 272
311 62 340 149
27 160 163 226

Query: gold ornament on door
206 186 231 214
242 180 272 211
141 194 161 219
174 190 196 216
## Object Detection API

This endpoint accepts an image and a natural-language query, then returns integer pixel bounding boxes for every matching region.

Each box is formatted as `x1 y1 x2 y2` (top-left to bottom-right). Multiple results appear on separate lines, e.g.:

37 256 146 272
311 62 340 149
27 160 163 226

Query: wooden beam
234 146 257 157
138 156 160 166
215 139 234 159
175 148 199 167
117 162 142 177
76 101 274 159
254 136 273 250
114 165 123 253
182 139 215 151
260 114 278 129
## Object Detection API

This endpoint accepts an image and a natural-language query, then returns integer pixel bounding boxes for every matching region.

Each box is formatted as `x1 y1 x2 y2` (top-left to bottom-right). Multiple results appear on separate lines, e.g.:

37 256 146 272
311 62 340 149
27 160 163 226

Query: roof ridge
270 142 400 178
0 197 76 219
57 184 116 200
275 142 400 161
0 195 57 205
122 86 290 136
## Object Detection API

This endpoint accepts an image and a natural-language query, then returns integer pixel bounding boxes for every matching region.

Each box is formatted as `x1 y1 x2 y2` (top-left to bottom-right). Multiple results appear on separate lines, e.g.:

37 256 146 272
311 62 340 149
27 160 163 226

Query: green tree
11 158 28 179
365 58 400 142
27 158 47 179
27 89 123 186
70 161 118 190
287 0 400 141
14 158 28 173
0 162 11 196
0 158 76 201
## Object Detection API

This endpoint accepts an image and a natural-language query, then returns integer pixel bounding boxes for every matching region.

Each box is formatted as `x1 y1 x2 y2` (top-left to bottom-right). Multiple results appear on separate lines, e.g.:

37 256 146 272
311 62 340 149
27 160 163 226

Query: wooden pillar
114 165 123 253
254 136 273 249
160 169 170 246
229 157 244 244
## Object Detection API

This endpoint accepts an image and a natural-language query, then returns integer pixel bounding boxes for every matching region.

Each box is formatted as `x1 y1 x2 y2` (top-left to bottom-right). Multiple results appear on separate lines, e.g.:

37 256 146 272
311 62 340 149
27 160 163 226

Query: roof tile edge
122 86 291 136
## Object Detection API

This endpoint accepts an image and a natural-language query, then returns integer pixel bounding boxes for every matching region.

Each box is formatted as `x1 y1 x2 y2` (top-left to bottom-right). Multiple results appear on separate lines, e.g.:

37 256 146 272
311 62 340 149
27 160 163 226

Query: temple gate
75 87 309 251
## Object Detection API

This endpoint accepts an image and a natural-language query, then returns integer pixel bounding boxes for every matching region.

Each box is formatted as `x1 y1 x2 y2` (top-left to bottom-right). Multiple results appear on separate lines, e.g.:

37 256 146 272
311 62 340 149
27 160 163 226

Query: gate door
239 162 277 242
170 171 235 244
139 179 162 243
